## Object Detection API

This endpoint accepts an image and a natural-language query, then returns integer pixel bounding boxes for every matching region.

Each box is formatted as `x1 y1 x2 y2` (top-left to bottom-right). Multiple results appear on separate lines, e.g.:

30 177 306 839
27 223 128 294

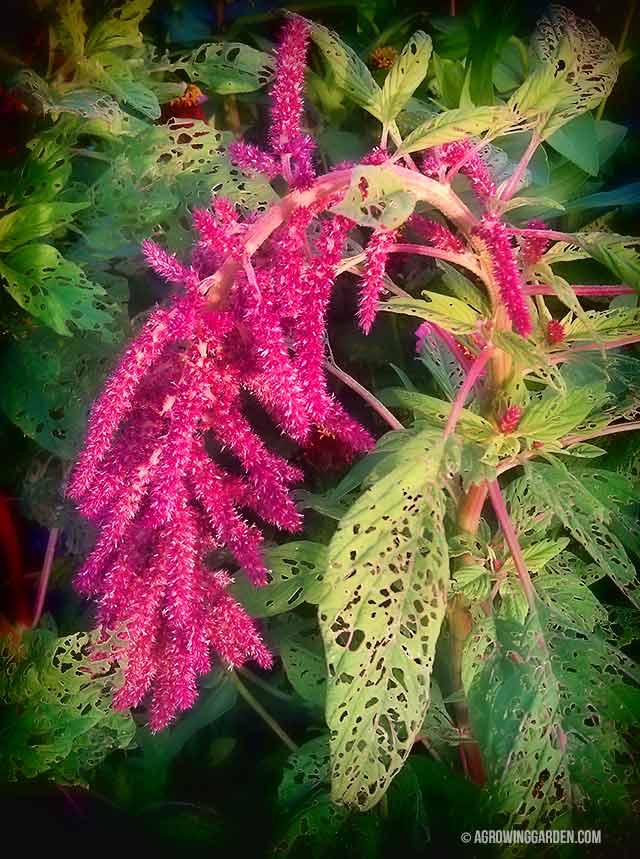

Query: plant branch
549 333 640 363
231 672 298 752
31 527 59 629
562 420 640 446
444 346 494 439
508 226 575 242
487 480 537 609
325 360 404 431
497 132 541 204
388 242 482 276
526 283 635 297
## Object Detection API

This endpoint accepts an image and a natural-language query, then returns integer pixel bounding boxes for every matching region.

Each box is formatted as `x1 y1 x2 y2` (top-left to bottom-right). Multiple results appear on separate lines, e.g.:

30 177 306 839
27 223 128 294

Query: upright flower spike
408 214 465 253
498 405 523 434
229 16 315 188
473 216 533 337
357 228 398 334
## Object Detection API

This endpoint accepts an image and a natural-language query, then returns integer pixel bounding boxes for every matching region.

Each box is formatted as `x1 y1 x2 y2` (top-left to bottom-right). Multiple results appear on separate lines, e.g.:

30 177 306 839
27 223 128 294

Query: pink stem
526 284 635 297
550 333 640 363
32 527 60 628
487 481 537 609
508 227 575 242
498 133 541 203
324 361 404 431
563 420 640 446
389 242 480 275
432 324 474 371
443 346 494 439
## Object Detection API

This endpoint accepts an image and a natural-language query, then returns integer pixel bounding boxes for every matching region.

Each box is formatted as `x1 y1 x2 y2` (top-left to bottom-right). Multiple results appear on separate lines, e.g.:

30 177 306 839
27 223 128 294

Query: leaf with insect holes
469 607 640 827
398 106 508 155
377 32 432 125
330 165 416 229
516 384 610 443
0 244 114 337
319 432 457 810
271 615 326 709
86 0 153 55
229 542 328 617
308 19 382 119
530 5 619 137
525 460 640 609
163 42 275 95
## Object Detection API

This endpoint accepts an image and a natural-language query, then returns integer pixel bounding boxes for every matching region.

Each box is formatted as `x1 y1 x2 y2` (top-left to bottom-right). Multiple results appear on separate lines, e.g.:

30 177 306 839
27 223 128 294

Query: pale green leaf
517 385 609 443
86 0 153 55
381 292 479 334
0 202 87 252
330 165 416 229
308 19 382 119
398 106 508 155
378 31 432 125
320 434 456 809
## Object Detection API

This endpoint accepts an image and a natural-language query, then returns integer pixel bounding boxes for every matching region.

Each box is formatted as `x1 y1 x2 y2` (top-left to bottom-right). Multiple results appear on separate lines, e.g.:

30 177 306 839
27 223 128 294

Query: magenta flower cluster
229 16 315 188
66 17 554 730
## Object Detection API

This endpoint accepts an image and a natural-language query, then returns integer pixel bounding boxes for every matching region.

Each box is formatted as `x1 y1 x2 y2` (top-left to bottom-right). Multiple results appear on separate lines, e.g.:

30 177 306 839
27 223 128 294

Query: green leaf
517 385 609 443
0 244 113 337
1 629 135 782
86 0 153 55
577 233 640 290
229 542 328 617
437 260 489 314
378 389 495 444
8 131 73 207
272 615 327 709
278 735 331 810
381 292 480 334
564 307 640 342
331 165 416 229
166 42 275 95
0 202 87 252
492 331 564 390
0 327 120 457
546 112 599 176
319 433 455 809
559 443 607 459
308 19 382 119
469 608 640 826
526 461 640 609
377 31 432 125
398 105 507 155
430 54 465 109
529 6 619 136
568 182 640 213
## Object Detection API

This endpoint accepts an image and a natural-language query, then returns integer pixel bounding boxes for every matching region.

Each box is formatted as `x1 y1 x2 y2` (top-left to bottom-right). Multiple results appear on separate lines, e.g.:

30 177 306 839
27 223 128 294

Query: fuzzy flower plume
498 405 523 434
68 188 373 729
422 140 496 201
408 214 465 253
229 17 314 188
546 319 566 345
473 216 532 337
521 219 551 267
357 228 397 334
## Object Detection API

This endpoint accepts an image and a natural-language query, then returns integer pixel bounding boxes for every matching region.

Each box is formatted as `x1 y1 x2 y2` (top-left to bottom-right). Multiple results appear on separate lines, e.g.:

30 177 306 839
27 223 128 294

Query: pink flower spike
473 216 532 337
521 219 551 267
228 140 280 180
498 405 523 434
269 17 311 157
358 228 397 334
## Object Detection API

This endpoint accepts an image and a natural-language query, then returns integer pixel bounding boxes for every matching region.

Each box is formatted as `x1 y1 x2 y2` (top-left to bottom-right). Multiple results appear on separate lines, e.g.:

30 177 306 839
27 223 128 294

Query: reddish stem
550 333 640 363
563 420 640 446
498 133 541 203
508 227 575 243
487 481 536 608
526 284 635 297
325 361 404 431
32 527 60 628
444 346 494 439
389 242 480 275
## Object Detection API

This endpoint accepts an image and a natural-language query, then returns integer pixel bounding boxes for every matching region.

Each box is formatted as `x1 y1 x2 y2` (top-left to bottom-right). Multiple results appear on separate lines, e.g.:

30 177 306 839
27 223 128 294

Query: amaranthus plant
68 5 640 831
